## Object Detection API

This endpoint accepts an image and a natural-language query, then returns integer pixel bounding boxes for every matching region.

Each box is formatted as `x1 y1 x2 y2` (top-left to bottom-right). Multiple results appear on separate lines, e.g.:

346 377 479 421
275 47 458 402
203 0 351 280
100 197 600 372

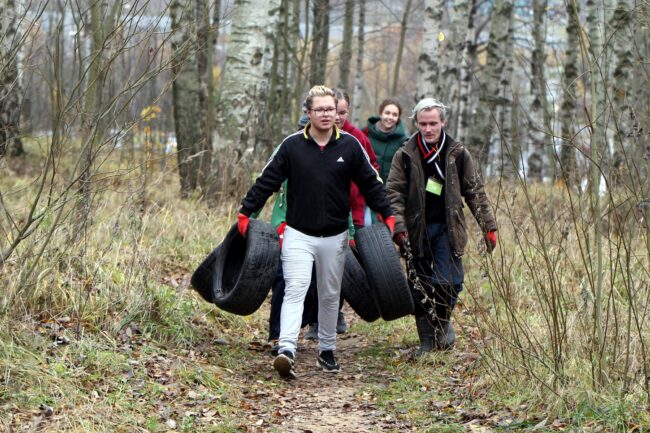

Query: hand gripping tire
341 247 380 322
355 223 414 321
191 219 280 315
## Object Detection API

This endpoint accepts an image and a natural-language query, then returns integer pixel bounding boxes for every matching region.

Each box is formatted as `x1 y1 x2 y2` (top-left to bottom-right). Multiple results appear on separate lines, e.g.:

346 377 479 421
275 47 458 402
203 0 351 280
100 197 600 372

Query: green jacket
363 116 409 183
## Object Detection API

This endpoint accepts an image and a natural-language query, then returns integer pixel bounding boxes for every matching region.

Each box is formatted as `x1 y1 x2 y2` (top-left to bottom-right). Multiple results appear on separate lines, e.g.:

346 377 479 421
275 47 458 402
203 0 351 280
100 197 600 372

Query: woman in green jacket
363 98 409 184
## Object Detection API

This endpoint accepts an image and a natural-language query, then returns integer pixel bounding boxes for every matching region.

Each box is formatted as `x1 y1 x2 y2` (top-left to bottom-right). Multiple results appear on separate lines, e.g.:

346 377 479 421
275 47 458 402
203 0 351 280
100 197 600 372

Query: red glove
486 230 497 253
277 222 287 248
383 215 395 236
394 231 408 256
394 232 408 248
349 238 356 249
237 213 250 237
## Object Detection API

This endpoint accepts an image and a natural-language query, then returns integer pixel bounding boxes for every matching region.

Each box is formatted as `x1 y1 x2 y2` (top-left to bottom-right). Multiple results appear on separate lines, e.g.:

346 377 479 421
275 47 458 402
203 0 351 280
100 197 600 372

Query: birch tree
447 0 476 139
559 0 580 186
0 0 25 157
527 0 554 181
290 0 307 124
338 0 354 90
466 0 514 171
196 0 220 191
416 0 445 102
456 0 478 143
416 0 475 136
171 0 202 196
277 0 293 130
215 0 282 191
630 6 650 187
351 0 366 126
309 0 329 86
391 0 413 96
497 17 517 179
608 0 634 186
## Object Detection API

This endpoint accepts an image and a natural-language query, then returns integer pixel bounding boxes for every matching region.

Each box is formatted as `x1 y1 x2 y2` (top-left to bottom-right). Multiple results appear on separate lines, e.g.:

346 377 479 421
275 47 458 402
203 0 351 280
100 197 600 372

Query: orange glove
486 230 497 253
277 222 287 248
383 215 395 236
237 213 250 237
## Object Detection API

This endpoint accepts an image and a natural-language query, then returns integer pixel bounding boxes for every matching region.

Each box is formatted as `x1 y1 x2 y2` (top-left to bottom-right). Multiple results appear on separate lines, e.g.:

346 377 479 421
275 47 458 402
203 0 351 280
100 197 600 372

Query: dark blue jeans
268 263 318 341
411 222 464 316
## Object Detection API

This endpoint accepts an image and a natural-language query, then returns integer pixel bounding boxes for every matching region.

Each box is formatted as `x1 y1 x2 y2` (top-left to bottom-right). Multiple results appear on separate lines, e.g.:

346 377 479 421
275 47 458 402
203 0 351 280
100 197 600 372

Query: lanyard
417 131 446 180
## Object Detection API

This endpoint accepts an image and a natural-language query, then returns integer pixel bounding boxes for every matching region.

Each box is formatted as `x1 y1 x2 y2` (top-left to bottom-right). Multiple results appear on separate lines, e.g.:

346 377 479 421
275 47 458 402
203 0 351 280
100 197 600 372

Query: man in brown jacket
386 98 497 355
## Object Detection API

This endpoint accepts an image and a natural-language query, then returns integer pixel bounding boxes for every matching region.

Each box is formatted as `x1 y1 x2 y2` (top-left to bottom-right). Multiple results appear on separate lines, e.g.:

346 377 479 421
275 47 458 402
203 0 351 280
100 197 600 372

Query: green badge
426 177 443 196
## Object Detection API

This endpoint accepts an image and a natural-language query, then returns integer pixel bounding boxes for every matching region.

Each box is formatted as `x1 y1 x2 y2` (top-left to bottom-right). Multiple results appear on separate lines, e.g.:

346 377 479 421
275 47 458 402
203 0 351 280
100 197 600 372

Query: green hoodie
364 116 409 183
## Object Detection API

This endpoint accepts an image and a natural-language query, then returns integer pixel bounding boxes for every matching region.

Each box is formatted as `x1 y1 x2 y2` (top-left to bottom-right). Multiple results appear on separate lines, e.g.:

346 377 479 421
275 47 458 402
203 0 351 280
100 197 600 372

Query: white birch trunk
498 19 517 179
609 0 634 186
466 0 514 172
217 0 282 155
415 0 445 102
456 0 477 143
527 0 552 182
0 0 24 156
448 0 473 139
290 0 304 124
351 0 366 127
559 0 580 186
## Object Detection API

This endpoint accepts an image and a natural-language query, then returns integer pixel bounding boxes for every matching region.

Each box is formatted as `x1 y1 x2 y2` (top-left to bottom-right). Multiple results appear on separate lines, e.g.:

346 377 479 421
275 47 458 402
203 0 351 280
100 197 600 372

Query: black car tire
190 244 223 303
191 219 280 315
355 223 414 321
341 247 380 322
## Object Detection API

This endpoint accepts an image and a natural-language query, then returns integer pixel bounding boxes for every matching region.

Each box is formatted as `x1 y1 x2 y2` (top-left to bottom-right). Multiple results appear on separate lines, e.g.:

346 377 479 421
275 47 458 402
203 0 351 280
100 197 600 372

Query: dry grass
459 179 650 425
1 139 648 431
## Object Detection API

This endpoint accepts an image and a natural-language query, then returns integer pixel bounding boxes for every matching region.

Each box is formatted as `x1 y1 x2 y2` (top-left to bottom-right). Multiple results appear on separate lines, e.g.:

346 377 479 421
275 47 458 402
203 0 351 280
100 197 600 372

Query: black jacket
240 126 393 237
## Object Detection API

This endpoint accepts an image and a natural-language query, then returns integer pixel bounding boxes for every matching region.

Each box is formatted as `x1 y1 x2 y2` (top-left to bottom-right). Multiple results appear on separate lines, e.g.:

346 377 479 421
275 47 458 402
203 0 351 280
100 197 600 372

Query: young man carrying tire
237 85 395 379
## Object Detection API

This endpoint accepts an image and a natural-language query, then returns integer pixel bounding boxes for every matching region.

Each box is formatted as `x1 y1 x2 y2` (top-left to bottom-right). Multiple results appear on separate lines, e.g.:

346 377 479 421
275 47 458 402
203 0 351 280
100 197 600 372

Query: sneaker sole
273 355 296 379
316 360 341 373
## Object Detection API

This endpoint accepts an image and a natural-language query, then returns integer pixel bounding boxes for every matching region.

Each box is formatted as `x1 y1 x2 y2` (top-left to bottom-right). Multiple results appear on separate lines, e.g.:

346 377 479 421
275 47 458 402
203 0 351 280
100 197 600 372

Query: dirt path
236 309 414 433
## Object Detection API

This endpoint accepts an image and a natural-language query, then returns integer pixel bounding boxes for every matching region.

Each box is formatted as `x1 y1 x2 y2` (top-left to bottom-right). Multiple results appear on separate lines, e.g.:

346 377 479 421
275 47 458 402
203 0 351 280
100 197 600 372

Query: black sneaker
304 323 319 340
273 351 296 379
316 350 340 373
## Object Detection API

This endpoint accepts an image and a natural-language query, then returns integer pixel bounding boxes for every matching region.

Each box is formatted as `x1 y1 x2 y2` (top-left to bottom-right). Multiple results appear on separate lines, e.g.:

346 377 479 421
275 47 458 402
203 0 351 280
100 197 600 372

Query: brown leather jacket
386 132 497 258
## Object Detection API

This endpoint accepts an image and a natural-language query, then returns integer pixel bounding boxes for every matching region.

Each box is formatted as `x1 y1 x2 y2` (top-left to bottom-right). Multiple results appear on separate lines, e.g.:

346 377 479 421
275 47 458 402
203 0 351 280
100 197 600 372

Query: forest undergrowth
1 144 648 432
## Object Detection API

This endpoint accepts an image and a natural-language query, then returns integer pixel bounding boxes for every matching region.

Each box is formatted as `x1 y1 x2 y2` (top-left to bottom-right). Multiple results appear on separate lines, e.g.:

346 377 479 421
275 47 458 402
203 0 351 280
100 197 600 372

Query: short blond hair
306 85 337 109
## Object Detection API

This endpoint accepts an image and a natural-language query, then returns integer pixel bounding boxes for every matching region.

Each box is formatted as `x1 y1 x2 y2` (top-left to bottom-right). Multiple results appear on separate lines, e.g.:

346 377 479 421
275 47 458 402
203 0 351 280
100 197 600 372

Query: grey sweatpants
278 226 347 355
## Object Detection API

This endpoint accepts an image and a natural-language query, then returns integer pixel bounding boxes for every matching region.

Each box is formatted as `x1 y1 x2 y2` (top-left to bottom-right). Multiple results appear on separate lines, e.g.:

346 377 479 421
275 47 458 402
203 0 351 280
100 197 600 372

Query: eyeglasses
337 110 349 116
310 107 336 116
